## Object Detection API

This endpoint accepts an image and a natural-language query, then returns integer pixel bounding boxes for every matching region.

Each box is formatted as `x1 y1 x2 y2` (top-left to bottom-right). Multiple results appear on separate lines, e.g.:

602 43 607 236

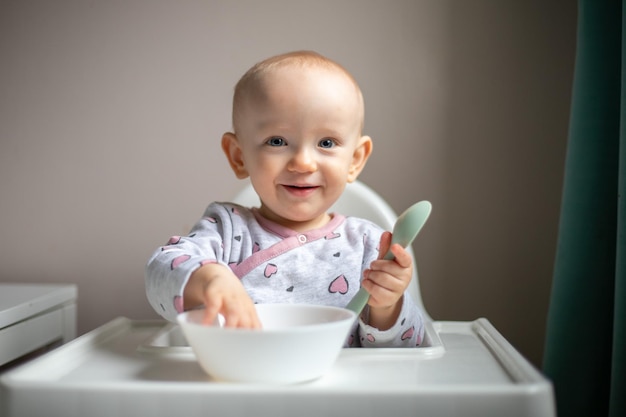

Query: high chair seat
232 180 431 320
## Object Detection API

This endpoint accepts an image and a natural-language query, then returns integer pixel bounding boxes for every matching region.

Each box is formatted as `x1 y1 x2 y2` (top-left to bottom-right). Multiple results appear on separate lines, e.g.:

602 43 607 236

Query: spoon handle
345 287 371 315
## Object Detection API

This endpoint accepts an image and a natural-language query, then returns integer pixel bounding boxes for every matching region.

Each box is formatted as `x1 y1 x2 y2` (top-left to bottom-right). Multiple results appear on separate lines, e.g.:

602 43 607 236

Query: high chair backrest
232 180 430 320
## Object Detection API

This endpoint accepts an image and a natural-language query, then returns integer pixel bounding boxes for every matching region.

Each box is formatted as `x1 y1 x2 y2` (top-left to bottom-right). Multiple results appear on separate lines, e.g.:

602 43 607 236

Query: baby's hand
362 231 413 330
184 263 261 329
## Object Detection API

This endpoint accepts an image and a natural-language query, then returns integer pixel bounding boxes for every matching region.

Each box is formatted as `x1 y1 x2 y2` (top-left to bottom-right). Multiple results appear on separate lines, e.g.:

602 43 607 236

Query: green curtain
543 1 625 417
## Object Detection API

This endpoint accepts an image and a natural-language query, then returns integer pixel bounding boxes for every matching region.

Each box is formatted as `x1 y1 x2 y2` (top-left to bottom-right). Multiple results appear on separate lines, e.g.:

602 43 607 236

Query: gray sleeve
144 202 234 321
357 294 425 347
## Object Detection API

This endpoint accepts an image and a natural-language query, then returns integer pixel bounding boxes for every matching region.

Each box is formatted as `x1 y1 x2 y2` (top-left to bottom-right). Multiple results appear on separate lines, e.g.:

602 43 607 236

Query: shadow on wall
438 1 576 367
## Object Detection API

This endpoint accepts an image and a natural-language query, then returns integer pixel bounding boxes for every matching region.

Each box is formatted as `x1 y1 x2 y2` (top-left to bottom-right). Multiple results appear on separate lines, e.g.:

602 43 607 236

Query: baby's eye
266 137 286 147
318 138 336 149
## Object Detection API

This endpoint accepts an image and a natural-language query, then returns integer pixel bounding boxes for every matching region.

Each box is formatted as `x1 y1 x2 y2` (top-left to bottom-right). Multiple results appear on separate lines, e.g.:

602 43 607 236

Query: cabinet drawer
0 308 64 366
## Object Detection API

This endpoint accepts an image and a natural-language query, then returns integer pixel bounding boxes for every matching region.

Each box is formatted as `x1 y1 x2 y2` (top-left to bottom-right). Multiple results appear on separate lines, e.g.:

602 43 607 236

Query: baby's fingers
387 244 413 268
363 268 407 295
377 231 392 260
202 299 223 326
222 302 262 329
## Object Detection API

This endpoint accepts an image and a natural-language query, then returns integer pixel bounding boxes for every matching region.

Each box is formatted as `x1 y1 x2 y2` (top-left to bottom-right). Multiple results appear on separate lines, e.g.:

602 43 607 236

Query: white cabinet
0 284 77 367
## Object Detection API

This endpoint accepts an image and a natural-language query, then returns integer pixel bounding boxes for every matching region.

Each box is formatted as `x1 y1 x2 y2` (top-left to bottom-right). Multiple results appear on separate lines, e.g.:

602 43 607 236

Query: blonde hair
232 50 364 133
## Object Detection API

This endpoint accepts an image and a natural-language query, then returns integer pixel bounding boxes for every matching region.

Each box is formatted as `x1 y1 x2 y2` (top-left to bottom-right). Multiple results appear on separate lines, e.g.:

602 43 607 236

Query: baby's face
234 66 369 231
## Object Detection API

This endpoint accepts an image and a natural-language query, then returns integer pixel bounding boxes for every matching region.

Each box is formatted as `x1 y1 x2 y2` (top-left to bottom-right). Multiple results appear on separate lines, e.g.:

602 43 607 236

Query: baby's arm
361 231 413 329
184 262 261 328
354 230 425 347
145 202 260 326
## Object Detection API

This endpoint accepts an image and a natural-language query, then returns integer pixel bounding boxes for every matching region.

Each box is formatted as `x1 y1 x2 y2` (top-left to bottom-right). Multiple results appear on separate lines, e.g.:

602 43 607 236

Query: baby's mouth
282 184 320 195
286 185 317 190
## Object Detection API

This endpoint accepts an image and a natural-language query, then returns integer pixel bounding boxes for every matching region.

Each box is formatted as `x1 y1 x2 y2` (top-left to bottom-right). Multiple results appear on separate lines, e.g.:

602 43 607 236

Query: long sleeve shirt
145 202 424 347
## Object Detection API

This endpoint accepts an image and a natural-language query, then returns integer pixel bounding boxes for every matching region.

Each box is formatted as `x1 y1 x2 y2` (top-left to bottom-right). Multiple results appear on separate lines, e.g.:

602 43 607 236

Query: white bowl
177 304 356 384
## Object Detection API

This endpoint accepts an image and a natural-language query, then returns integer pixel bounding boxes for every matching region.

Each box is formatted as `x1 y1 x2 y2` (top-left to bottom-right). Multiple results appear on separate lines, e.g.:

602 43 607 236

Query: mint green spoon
345 200 432 314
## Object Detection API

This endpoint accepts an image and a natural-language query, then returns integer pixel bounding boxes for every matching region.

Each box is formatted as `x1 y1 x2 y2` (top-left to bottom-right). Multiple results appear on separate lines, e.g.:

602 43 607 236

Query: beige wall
0 0 576 367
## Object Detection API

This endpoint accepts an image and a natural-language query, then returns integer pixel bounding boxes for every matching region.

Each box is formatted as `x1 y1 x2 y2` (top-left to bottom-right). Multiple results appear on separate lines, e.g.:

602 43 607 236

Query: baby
146 51 424 347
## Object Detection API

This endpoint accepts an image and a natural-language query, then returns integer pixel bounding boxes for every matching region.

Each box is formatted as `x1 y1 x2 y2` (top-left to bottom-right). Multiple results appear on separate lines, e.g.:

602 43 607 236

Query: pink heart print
167 236 181 245
264 263 278 278
401 326 415 341
173 296 184 313
329 275 348 294
171 254 191 270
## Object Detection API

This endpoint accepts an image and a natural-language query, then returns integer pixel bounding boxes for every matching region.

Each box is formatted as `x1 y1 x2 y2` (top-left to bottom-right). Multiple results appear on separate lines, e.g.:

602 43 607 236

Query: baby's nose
288 148 317 172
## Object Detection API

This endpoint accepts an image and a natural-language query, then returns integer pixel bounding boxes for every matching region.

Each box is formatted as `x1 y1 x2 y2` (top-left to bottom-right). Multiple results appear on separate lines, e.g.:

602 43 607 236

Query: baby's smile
282 184 320 196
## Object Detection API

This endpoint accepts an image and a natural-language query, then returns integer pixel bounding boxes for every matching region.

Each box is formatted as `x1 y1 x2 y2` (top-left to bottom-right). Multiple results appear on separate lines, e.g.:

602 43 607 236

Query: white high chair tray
0 317 554 417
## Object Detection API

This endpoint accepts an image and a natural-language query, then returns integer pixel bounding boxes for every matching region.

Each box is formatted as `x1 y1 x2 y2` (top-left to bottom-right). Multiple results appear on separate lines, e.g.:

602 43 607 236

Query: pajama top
145 202 424 347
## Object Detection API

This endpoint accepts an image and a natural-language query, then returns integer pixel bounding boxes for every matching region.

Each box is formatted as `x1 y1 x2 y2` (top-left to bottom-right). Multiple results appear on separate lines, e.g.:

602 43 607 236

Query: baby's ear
347 135 373 182
221 132 249 179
